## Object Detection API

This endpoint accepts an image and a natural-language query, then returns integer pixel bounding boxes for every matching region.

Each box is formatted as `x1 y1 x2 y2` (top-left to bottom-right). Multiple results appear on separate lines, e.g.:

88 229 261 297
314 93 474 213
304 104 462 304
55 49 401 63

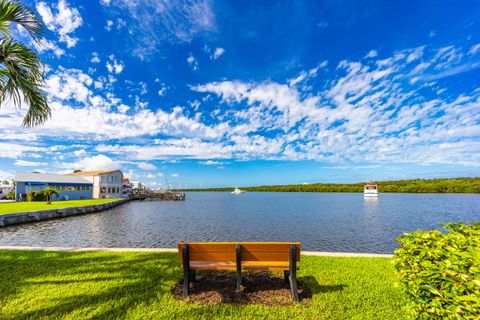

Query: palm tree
44 186 59 204
0 0 50 127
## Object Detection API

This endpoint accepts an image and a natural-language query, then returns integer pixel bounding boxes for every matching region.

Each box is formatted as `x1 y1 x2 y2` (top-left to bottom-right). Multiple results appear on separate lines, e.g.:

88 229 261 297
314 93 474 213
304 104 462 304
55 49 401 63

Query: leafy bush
394 223 480 319
26 191 47 202
6 190 15 200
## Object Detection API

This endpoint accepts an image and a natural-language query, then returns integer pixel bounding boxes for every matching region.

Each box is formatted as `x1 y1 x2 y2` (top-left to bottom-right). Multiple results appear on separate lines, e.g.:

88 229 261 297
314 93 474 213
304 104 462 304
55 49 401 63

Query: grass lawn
0 250 408 319
0 198 122 214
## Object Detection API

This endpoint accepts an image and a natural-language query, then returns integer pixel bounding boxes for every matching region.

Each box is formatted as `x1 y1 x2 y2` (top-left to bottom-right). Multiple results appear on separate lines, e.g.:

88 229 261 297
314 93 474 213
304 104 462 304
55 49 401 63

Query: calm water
1 192 479 253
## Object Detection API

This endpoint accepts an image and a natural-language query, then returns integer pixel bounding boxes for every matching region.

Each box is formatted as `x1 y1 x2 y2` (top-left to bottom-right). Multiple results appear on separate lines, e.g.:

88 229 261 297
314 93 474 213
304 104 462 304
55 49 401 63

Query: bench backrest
178 242 301 262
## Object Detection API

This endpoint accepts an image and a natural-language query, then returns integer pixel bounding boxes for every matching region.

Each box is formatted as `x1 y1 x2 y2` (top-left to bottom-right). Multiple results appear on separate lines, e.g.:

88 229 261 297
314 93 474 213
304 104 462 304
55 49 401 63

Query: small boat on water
364 182 379 197
231 187 245 195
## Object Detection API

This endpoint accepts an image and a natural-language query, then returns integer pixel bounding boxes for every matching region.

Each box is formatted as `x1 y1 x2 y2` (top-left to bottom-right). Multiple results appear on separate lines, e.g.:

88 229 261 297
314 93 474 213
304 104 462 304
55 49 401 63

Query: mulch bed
172 271 312 306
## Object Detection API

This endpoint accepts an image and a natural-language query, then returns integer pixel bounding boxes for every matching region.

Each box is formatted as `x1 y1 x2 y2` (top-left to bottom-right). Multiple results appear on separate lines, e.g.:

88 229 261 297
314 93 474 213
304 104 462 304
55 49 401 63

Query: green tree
43 187 59 204
0 0 50 127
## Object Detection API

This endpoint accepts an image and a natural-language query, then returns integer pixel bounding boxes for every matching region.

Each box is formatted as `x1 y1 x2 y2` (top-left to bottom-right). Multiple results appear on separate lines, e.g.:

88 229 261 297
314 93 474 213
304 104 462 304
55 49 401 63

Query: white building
0 184 14 199
69 170 124 199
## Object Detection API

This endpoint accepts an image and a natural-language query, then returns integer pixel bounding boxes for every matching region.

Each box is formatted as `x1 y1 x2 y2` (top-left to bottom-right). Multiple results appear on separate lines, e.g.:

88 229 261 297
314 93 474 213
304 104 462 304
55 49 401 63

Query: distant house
14 171 93 201
0 184 14 199
122 177 132 198
69 170 123 199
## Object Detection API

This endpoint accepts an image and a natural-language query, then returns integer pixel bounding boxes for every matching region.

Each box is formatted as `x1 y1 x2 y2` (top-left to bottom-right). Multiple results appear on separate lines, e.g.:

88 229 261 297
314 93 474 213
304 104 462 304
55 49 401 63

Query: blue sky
0 0 479 188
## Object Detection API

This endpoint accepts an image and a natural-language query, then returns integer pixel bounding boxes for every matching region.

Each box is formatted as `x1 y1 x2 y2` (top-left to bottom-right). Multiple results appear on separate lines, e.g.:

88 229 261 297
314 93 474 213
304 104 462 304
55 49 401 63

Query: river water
1 192 479 253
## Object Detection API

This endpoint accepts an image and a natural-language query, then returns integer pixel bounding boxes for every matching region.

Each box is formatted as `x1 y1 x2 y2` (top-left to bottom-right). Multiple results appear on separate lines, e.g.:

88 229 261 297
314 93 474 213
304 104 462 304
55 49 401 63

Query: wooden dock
132 192 185 201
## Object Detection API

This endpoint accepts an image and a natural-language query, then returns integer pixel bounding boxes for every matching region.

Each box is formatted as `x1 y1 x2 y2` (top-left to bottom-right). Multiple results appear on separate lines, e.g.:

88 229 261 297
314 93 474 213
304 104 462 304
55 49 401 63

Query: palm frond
0 38 50 127
0 0 44 41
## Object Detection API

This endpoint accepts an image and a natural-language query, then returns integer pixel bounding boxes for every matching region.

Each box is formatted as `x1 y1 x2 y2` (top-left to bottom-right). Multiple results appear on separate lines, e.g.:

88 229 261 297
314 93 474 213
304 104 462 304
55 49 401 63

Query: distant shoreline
177 177 480 193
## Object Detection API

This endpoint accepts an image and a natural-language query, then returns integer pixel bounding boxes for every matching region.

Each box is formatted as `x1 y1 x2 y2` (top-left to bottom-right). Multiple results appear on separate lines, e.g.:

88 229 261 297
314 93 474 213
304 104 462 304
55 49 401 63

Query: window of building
101 187 106 193
109 175 117 183
86 186 90 191
100 176 107 183
108 187 111 193
76 186 81 191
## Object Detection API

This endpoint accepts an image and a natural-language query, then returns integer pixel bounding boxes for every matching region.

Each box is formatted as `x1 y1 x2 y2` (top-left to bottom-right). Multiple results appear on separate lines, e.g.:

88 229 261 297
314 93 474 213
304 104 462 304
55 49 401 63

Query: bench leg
288 269 300 302
182 267 190 299
235 244 244 299
190 270 196 283
289 245 300 302
283 270 290 284
182 244 190 299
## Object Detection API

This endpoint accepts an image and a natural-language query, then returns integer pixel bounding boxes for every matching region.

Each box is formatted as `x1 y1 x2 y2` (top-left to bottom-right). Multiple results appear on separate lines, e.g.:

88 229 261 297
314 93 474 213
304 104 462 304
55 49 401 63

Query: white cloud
73 149 87 157
365 50 377 58
106 55 124 74
199 160 222 165
187 53 198 70
34 38 65 57
0 143 47 159
69 154 120 171
190 44 480 166
90 52 101 63
171 173 179 178
36 0 83 48
105 20 114 31
14 160 48 167
468 43 480 56
288 61 327 87
0 170 14 182
212 47 225 59
158 85 167 96
2 44 479 169
137 162 156 170
100 0 216 59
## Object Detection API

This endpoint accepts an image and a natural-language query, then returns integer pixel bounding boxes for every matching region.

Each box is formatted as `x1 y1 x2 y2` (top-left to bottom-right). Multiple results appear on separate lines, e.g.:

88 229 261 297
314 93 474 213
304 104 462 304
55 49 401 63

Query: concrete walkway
0 245 393 257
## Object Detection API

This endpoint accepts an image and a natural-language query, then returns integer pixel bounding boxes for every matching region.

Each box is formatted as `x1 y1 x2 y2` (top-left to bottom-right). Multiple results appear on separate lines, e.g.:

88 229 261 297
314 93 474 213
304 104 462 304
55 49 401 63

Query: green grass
0 250 408 319
0 198 122 214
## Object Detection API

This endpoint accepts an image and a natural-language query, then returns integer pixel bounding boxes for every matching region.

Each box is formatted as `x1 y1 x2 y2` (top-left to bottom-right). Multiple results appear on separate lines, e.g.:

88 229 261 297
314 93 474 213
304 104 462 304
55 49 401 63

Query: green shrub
26 191 48 202
394 223 480 319
6 190 15 200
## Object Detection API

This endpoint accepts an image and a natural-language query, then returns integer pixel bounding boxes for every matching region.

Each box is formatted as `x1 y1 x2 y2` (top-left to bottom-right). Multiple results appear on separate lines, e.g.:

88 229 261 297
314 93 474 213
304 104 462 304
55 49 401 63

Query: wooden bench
178 241 301 301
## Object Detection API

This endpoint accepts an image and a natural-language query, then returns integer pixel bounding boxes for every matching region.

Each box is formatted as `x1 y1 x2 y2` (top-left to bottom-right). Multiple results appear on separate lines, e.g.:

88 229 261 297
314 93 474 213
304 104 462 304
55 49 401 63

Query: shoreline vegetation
178 177 480 193
0 198 122 215
0 250 406 319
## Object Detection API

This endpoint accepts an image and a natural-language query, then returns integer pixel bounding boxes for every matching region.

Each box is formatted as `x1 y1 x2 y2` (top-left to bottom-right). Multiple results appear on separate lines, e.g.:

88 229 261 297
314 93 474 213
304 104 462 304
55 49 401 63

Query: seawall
0 245 394 257
0 198 130 227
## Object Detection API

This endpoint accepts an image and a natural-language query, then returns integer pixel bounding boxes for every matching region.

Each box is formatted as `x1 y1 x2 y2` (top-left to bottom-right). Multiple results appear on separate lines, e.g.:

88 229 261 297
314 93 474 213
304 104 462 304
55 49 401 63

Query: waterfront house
122 177 132 198
14 171 93 201
0 184 14 199
69 170 123 199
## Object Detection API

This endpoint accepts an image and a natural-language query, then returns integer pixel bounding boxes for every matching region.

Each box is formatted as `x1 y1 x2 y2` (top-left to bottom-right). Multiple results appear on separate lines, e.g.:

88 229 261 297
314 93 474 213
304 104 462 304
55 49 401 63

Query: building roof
14 171 93 184
69 170 122 176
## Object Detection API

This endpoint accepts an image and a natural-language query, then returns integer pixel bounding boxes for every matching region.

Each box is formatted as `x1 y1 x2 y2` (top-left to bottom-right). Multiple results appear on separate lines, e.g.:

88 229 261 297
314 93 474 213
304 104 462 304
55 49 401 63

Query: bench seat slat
190 261 236 270
189 260 297 271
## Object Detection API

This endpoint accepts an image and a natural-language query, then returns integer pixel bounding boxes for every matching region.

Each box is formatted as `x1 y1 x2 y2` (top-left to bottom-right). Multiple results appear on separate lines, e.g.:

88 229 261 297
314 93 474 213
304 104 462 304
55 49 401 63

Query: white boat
364 183 379 197
231 187 245 195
